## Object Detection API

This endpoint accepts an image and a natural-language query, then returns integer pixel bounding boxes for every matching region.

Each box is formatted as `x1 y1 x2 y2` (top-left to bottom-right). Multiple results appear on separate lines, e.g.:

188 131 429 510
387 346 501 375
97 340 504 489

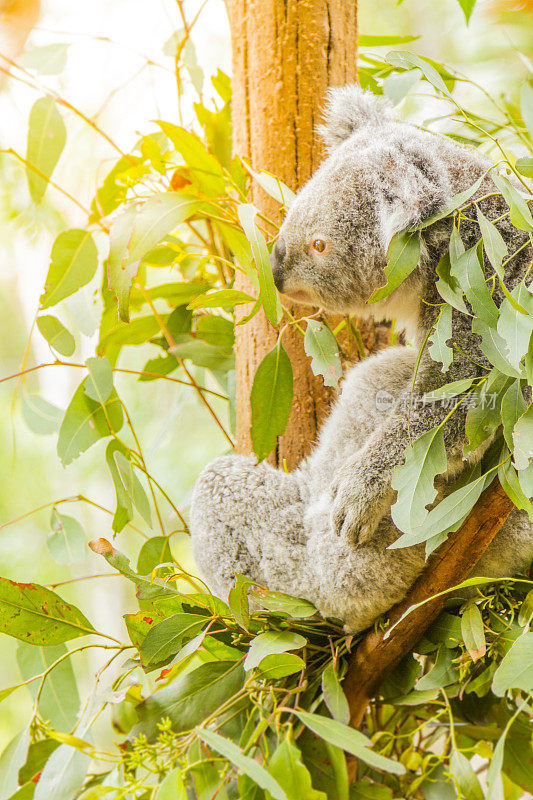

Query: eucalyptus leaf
304 320 342 387
26 97 66 204
293 711 405 775
237 204 282 326
36 316 75 357
321 663 350 724
428 305 453 372
368 230 420 304
0 577 94 645
391 426 447 534
57 379 123 465
21 395 62 435
250 341 293 462
47 509 86 565
197 729 287 800
40 230 98 309
244 631 306 671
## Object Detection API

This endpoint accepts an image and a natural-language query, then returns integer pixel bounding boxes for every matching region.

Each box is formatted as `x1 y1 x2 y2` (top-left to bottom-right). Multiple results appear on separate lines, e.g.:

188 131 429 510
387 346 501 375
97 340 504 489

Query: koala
189 86 533 632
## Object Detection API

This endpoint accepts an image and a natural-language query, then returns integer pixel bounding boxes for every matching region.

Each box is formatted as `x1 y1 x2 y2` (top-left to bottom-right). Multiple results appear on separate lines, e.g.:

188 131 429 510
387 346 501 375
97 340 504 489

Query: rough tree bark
225 0 358 468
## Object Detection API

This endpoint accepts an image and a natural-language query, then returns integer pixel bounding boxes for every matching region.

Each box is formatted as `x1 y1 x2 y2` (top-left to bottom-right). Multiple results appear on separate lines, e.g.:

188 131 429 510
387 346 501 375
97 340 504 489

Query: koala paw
330 475 390 545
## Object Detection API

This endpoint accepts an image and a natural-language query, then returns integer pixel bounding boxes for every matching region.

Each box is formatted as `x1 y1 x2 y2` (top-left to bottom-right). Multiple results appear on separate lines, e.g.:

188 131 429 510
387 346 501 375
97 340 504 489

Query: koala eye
312 238 328 254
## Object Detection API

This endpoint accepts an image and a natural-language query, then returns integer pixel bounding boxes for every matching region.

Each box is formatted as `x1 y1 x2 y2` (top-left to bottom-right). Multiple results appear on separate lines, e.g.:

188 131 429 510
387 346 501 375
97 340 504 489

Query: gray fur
190 86 533 632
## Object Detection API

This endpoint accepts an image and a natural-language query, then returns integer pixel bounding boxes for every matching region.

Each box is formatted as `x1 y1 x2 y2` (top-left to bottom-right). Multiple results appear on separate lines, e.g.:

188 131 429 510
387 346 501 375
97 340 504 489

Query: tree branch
343 480 514 730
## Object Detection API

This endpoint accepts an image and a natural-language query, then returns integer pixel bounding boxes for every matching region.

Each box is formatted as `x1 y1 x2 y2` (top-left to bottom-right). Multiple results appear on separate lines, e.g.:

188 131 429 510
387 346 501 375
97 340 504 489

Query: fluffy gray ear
318 85 395 152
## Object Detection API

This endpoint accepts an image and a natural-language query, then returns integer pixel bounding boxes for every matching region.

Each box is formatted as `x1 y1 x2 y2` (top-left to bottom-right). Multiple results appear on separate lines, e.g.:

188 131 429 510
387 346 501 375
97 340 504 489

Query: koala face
269 85 472 318
271 149 387 314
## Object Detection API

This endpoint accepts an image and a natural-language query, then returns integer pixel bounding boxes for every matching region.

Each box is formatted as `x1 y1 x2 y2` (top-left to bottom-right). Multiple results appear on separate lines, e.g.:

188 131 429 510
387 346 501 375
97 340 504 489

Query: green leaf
501 380 527 450
368 230 420 304
520 81 533 140
471 318 522 379
237 204 282 326
21 395 62 435
228 574 253 629
350 781 393 799
40 230 98 309
188 289 256 309
254 590 317 619
36 315 75 357
140 613 207 665
450 751 484 800
498 457 533 518
26 97 66 204
391 426 447 534
17 642 80 731
18 739 59 785
492 632 533 695
294 712 404 775
57 378 123 465
518 590 533 627
450 244 498 327
266 740 327 800
390 472 490 548
242 163 296 207
256 653 305 679
33 745 89 800
158 122 226 196
105 441 132 533
515 157 533 178
0 577 95 645
244 631 306 671
108 194 201 321
385 51 452 98
196 729 288 800
321 663 350 724
18 43 69 75
461 603 486 661
113 451 151 526
497 283 533 370
47 509 86 565
133 661 244 741
189 739 230 800
84 357 113 403
359 34 420 45
304 321 342 387
382 68 421 105
513 405 533 471
476 207 507 274
417 645 459 690
98 315 161 353
0 730 30 800
250 341 293 462
492 173 533 232
156 768 187 800
456 0 477 23
137 537 172 574
416 174 487 230
435 253 468 313
423 378 474 402
428 305 453 372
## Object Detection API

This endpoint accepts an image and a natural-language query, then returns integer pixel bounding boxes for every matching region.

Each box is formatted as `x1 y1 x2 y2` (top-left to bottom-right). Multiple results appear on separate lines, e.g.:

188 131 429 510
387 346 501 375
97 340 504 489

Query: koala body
190 87 533 632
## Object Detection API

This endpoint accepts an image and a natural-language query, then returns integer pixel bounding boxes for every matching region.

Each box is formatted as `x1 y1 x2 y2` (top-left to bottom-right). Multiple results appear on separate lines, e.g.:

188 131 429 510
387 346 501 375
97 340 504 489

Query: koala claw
331 481 379 545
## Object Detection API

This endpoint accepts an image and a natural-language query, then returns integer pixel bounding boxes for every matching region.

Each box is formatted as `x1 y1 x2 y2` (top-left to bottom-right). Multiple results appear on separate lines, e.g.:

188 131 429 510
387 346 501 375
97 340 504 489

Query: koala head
271 85 470 318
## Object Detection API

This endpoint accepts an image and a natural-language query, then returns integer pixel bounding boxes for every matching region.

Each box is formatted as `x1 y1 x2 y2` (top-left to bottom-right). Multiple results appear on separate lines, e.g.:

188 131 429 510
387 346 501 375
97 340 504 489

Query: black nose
270 237 286 291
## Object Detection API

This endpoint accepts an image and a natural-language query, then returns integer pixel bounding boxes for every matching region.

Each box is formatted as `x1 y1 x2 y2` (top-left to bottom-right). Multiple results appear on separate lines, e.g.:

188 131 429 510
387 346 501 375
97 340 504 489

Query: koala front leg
331 353 473 544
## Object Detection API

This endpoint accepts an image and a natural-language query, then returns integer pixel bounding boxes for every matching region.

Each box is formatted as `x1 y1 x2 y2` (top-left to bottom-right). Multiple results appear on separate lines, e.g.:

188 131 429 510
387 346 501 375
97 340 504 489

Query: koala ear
318 85 395 152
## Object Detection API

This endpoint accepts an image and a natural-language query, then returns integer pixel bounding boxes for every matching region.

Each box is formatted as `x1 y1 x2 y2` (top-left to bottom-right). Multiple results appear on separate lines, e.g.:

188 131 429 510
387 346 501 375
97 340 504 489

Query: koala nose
270 237 287 292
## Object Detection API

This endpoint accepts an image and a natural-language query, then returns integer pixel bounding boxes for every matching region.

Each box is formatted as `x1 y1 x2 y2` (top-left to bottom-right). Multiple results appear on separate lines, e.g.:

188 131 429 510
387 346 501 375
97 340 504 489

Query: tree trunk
226 0 358 468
